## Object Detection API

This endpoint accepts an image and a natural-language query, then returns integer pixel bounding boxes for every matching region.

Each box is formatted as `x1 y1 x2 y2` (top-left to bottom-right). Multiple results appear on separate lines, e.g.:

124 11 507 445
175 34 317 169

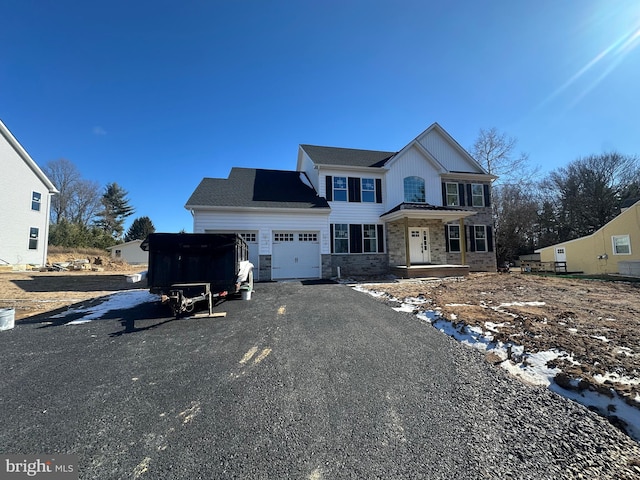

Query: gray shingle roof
185 168 330 209
300 144 396 168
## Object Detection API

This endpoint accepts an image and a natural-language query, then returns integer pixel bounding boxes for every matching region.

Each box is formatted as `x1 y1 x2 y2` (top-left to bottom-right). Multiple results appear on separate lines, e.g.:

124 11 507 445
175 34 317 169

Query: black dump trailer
141 233 254 317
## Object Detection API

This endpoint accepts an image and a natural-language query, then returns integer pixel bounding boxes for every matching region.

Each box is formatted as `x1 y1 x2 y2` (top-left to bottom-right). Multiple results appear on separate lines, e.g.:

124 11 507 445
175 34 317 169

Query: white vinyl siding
192 210 331 255
0 131 52 266
385 145 443 208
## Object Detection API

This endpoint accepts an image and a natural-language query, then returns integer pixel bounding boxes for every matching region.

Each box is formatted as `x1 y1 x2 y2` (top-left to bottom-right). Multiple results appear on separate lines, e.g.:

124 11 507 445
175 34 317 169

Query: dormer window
404 176 425 203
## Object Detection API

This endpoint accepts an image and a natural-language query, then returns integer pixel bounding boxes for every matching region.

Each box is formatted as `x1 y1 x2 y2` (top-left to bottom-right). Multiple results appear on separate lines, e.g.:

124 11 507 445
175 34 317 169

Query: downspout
42 192 54 267
459 218 467 266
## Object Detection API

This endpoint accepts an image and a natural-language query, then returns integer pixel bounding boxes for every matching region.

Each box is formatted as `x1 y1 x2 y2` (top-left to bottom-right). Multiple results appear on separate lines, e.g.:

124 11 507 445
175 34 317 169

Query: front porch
391 264 470 278
382 203 477 278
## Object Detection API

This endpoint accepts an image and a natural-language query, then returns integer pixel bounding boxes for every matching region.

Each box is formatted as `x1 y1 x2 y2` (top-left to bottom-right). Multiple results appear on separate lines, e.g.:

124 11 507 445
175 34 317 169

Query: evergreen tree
95 183 135 240
125 216 156 242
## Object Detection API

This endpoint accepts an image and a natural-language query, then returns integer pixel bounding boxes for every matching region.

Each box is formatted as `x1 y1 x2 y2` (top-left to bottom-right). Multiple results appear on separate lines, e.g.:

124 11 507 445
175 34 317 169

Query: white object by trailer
271 231 320 279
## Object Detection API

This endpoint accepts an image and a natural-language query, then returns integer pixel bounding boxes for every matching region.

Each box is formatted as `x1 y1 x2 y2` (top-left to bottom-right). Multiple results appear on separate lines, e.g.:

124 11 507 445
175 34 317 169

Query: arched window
404 176 425 203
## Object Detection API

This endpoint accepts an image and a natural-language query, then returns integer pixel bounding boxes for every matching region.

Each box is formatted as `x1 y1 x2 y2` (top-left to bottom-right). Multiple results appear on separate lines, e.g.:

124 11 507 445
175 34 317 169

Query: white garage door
272 231 320 279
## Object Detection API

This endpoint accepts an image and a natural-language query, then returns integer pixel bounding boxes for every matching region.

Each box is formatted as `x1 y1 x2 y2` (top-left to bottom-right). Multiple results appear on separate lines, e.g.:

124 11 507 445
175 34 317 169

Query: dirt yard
0 253 143 320
359 272 640 409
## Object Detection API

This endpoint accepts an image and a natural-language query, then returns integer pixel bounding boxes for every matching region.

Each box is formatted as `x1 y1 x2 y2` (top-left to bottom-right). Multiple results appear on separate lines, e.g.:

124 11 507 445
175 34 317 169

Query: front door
409 228 431 264
554 247 567 263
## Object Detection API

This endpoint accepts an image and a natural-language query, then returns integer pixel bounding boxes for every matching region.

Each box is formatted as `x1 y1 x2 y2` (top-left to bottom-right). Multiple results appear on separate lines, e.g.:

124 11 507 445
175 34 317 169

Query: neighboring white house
0 120 58 268
185 123 497 280
106 240 149 265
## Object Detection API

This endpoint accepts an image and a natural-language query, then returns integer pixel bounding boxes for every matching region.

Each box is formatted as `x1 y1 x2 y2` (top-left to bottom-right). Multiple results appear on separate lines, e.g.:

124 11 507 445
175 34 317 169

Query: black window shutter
350 224 363 253
325 176 333 201
467 225 476 252
377 224 384 253
487 226 494 252
466 184 472 206
444 225 449 252
330 224 334 253
348 177 361 202
483 184 491 207
375 179 382 203
458 183 466 206
441 183 447 206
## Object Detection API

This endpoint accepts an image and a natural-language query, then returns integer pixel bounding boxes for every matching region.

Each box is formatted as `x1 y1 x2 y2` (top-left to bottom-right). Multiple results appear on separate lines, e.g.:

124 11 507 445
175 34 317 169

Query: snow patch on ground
51 290 159 324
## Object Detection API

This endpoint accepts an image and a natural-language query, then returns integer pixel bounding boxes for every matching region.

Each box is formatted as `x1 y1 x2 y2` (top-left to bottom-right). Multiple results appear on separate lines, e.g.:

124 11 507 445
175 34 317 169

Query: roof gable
387 122 492 176
185 167 330 210
0 119 58 193
300 144 396 168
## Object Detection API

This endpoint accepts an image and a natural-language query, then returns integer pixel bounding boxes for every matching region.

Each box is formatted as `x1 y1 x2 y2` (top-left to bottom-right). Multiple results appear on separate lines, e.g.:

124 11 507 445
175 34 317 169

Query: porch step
391 264 470 279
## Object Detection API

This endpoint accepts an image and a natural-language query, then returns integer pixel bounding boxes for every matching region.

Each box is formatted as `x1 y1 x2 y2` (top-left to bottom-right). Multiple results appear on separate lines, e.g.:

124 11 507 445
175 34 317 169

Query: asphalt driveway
0 281 638 479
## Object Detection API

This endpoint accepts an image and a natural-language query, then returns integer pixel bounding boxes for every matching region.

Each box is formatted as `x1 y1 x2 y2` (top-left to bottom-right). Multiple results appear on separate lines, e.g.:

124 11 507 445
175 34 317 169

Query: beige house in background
536 199 640 277
106 240 148 265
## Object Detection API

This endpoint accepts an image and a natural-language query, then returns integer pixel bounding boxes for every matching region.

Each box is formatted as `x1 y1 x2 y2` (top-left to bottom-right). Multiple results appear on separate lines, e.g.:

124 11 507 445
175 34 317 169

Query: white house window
404 176 425 203
32 191 42 211
363 224 377 253
612 235 631 255
333 224 349 253
115 249 122 258
333 176 347 201
471 184 484 207
362 178 375 203
474 225 487 252
298 233 318 242
274 233 294 242
28 227 39 250
447 225 461 252
446 183 459 206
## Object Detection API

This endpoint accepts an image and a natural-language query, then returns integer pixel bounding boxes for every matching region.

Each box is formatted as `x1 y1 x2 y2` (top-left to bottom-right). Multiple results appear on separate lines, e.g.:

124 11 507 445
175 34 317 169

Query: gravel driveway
1 281 638 479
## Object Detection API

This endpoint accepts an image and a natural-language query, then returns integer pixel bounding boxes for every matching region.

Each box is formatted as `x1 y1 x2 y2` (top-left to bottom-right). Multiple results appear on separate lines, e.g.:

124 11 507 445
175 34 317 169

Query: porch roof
380 202 477 222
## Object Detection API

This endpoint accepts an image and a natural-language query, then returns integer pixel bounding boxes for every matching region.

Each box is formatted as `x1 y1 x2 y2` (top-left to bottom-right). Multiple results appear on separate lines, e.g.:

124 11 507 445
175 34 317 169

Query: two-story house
185 123 497 280
0 120 58 269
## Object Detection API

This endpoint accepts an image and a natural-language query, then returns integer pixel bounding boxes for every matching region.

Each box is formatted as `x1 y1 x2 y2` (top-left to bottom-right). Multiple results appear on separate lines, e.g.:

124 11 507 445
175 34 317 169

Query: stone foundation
330 254 389 278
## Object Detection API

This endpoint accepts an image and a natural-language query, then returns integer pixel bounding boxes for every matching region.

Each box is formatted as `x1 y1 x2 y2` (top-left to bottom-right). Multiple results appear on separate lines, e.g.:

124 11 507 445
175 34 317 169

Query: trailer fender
236 261 254 287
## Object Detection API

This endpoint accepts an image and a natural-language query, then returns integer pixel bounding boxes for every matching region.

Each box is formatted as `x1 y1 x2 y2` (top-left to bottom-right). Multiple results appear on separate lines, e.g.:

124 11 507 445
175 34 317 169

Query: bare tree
471 127 536 184
43 158 101 226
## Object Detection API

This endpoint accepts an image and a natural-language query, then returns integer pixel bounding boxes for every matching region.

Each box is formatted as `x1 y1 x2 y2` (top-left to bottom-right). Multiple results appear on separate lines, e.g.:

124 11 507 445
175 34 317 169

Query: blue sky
2 1 639 233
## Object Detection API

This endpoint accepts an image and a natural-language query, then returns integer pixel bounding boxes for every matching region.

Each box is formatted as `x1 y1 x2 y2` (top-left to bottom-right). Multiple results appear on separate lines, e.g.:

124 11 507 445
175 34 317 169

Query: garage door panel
272 231 320 279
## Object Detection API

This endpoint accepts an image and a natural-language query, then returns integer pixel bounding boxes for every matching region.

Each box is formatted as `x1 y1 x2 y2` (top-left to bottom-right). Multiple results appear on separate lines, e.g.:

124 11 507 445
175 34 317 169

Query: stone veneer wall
258 255 272 281
386 219 447 266
330 254 389 277
387 210 497 272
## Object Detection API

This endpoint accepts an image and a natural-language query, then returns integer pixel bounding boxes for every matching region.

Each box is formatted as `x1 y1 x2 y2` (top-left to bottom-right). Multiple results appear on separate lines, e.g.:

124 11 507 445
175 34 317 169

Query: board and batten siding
384 145 443 207
0 135 52 266
192 210 331 254
417 129 482 173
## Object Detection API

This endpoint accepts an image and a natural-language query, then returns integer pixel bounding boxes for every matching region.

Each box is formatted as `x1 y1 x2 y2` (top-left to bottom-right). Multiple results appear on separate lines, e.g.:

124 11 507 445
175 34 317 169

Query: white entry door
272 232 320 279
554 247 567 263
409 228 431 264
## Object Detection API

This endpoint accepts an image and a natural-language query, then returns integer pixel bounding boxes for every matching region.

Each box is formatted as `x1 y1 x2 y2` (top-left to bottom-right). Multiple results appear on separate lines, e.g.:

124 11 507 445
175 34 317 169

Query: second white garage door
272 231 320 279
